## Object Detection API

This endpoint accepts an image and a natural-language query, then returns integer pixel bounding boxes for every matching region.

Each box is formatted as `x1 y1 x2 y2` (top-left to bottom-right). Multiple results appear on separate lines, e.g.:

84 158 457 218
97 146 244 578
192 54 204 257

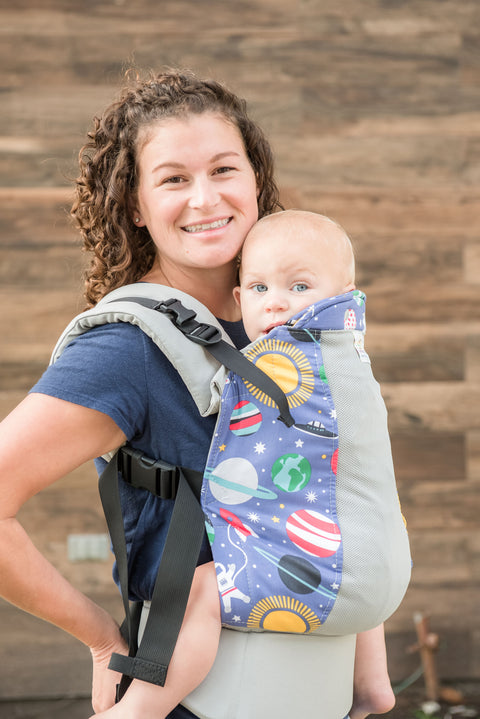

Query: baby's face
235 219 354 341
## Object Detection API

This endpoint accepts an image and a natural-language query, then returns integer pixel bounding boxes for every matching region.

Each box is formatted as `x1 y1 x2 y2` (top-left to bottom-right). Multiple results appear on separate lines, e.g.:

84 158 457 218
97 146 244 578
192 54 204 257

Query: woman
0 70 362 719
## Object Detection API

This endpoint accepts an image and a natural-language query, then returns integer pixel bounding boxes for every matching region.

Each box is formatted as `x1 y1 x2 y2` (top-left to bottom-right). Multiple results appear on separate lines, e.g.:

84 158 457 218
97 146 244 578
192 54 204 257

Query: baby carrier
202 290 410 635
50 283 411 698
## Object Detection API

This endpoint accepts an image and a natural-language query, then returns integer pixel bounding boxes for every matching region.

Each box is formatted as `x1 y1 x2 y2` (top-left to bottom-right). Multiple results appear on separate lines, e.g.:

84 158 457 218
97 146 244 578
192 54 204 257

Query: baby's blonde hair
245 209 355 287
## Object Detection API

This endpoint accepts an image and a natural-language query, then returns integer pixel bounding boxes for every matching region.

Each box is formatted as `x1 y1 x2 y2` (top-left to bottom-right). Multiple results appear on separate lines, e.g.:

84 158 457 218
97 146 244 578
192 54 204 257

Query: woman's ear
132 213 145 227
130 202 145 227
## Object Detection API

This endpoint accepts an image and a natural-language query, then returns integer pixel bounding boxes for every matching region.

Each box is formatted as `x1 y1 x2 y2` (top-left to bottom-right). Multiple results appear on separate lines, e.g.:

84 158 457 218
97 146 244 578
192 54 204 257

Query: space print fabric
202 290 367 635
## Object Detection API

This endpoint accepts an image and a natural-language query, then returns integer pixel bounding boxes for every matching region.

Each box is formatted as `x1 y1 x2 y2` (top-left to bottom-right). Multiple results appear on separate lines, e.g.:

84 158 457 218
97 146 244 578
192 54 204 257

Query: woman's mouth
182 217 232 233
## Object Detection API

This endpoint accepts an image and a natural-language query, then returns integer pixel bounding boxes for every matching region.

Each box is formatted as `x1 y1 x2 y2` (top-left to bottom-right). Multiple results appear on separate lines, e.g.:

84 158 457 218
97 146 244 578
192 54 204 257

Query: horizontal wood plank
1 0 479 691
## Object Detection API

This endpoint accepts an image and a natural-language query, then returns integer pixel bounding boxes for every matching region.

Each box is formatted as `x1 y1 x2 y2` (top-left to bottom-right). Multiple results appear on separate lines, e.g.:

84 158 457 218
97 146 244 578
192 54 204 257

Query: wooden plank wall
1 0 479 701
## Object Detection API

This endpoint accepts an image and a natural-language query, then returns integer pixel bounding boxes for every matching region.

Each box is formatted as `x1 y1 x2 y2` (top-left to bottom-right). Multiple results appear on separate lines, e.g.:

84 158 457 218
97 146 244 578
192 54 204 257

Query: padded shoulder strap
50 283 230 417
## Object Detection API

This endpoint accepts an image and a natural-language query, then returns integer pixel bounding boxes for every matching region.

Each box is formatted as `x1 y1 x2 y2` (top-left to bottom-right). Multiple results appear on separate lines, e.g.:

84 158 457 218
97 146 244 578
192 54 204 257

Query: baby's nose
265 293 288 312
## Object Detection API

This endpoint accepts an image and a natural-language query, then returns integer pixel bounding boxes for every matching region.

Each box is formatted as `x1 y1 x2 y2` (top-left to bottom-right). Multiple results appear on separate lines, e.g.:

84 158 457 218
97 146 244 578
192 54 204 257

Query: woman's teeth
183 218 230 233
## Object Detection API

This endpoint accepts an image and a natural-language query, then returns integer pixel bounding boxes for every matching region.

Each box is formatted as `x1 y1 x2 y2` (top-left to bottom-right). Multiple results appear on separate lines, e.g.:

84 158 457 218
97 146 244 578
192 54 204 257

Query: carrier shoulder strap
122 296 294 428
51 283 295 426
50 283 228 418
52 284 294 698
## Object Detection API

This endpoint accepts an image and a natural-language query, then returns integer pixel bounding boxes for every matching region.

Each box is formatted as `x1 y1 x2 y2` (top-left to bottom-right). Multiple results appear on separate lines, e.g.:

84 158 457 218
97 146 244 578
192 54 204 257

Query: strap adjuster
119 446 179 499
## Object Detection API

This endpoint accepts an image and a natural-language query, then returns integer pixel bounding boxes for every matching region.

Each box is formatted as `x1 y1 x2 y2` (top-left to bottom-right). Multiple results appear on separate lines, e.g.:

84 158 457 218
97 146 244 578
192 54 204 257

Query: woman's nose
188 177 220 209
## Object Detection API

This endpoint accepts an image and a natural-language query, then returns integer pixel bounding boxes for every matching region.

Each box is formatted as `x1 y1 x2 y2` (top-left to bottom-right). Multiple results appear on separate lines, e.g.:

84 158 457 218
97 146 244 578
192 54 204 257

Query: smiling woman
0 69 360 719
71 70 281 313
132 113 259 318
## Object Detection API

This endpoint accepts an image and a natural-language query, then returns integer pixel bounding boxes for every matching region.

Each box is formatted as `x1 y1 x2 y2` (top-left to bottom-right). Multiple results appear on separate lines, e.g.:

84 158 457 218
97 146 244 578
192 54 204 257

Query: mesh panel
316 331 411 634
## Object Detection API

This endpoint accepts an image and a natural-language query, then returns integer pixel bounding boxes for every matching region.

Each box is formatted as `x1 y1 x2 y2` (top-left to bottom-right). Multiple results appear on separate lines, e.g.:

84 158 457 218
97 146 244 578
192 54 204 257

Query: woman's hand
90 628 128 714
0 393 129 712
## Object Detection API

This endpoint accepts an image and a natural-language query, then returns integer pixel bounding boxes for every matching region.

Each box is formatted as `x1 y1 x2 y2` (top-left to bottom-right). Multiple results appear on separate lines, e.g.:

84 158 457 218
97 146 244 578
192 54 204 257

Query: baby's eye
251 283 268 293
292 282 309 292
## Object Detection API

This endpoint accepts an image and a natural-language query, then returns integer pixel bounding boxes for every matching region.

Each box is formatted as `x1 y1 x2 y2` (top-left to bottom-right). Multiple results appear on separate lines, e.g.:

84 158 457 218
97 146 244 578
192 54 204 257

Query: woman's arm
0 392 128 710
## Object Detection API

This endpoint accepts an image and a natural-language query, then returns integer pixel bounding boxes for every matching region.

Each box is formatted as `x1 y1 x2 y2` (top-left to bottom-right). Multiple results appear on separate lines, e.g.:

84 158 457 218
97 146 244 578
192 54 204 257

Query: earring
135 217 141 223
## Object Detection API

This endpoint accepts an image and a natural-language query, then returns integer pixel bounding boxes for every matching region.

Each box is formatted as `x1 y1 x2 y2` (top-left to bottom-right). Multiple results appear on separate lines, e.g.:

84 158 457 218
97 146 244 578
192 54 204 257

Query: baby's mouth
182 217 232 233
264 321 285 334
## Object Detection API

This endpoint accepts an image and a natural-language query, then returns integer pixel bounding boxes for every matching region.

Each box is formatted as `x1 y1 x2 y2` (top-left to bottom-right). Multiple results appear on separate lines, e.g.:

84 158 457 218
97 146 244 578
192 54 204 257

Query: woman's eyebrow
151 161 184 174
211 151 241 162
151 151 241 175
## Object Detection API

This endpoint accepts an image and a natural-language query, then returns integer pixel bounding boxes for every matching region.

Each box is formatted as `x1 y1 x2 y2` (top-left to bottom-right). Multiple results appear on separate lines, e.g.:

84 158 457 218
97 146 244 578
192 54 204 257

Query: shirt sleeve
30 322 151 440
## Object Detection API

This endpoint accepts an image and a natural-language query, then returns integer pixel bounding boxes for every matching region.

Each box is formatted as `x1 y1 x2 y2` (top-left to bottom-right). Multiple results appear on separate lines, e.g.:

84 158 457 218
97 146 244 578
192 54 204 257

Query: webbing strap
99 449 204 695
98 452 136 662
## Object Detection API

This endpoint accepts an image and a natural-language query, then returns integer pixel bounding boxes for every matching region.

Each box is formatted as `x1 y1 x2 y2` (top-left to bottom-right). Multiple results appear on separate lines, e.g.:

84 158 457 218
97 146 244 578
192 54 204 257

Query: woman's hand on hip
90 625 128 714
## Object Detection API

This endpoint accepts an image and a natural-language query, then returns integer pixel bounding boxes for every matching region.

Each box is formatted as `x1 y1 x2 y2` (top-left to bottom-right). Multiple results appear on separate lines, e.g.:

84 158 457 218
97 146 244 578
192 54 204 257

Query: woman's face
133 113 259 279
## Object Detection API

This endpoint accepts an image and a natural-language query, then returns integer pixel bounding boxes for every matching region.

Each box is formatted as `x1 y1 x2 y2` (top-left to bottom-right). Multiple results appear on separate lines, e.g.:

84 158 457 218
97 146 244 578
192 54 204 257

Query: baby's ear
233 286 241 306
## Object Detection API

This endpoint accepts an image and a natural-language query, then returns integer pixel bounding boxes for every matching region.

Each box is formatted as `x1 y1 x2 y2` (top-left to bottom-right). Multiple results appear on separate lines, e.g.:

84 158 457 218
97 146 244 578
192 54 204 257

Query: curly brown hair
71 68 282 307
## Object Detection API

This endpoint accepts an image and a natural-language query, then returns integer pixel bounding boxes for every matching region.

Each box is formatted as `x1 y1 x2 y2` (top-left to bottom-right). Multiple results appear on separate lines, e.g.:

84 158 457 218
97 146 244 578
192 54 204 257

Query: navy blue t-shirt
31 318 248 601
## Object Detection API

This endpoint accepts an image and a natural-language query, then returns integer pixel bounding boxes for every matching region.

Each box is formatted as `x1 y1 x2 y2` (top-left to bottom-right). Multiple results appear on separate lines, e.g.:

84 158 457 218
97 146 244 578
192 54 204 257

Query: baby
93 210 399 719
234 210 396 719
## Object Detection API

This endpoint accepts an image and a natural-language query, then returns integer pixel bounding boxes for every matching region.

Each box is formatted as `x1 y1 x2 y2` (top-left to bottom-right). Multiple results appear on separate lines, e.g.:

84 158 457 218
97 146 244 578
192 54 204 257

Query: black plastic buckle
119 446 179 499
156 298 222 346
155 297 196 324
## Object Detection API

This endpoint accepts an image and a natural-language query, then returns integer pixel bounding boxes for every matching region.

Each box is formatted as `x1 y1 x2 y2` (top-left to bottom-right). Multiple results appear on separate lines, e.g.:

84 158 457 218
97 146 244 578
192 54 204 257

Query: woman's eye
162 175 185 185
252 283 268 293
214 166 235 175
292 283 308 292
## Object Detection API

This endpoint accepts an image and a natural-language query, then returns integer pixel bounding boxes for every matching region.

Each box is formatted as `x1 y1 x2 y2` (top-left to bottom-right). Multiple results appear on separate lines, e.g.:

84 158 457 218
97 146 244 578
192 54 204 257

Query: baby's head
235 209 356 341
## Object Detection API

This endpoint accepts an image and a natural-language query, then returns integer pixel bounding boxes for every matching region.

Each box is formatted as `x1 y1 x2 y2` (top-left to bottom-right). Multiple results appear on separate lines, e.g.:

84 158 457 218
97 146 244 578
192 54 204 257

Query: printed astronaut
215 563 250 613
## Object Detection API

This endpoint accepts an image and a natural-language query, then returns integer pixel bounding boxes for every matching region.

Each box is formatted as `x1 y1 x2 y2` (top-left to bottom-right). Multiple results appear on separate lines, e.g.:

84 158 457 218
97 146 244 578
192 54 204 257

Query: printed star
331 582 340 590
306 490 318 503
247 512 260 523
295 438 304 448
272 516 280 523
233 615 241 622
329 409 337 419
254 442 266 454
219 444 226 452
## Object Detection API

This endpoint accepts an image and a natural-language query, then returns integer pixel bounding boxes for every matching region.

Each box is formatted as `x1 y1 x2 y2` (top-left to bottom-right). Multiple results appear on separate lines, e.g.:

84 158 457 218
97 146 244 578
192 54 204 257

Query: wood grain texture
0 0 478 696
